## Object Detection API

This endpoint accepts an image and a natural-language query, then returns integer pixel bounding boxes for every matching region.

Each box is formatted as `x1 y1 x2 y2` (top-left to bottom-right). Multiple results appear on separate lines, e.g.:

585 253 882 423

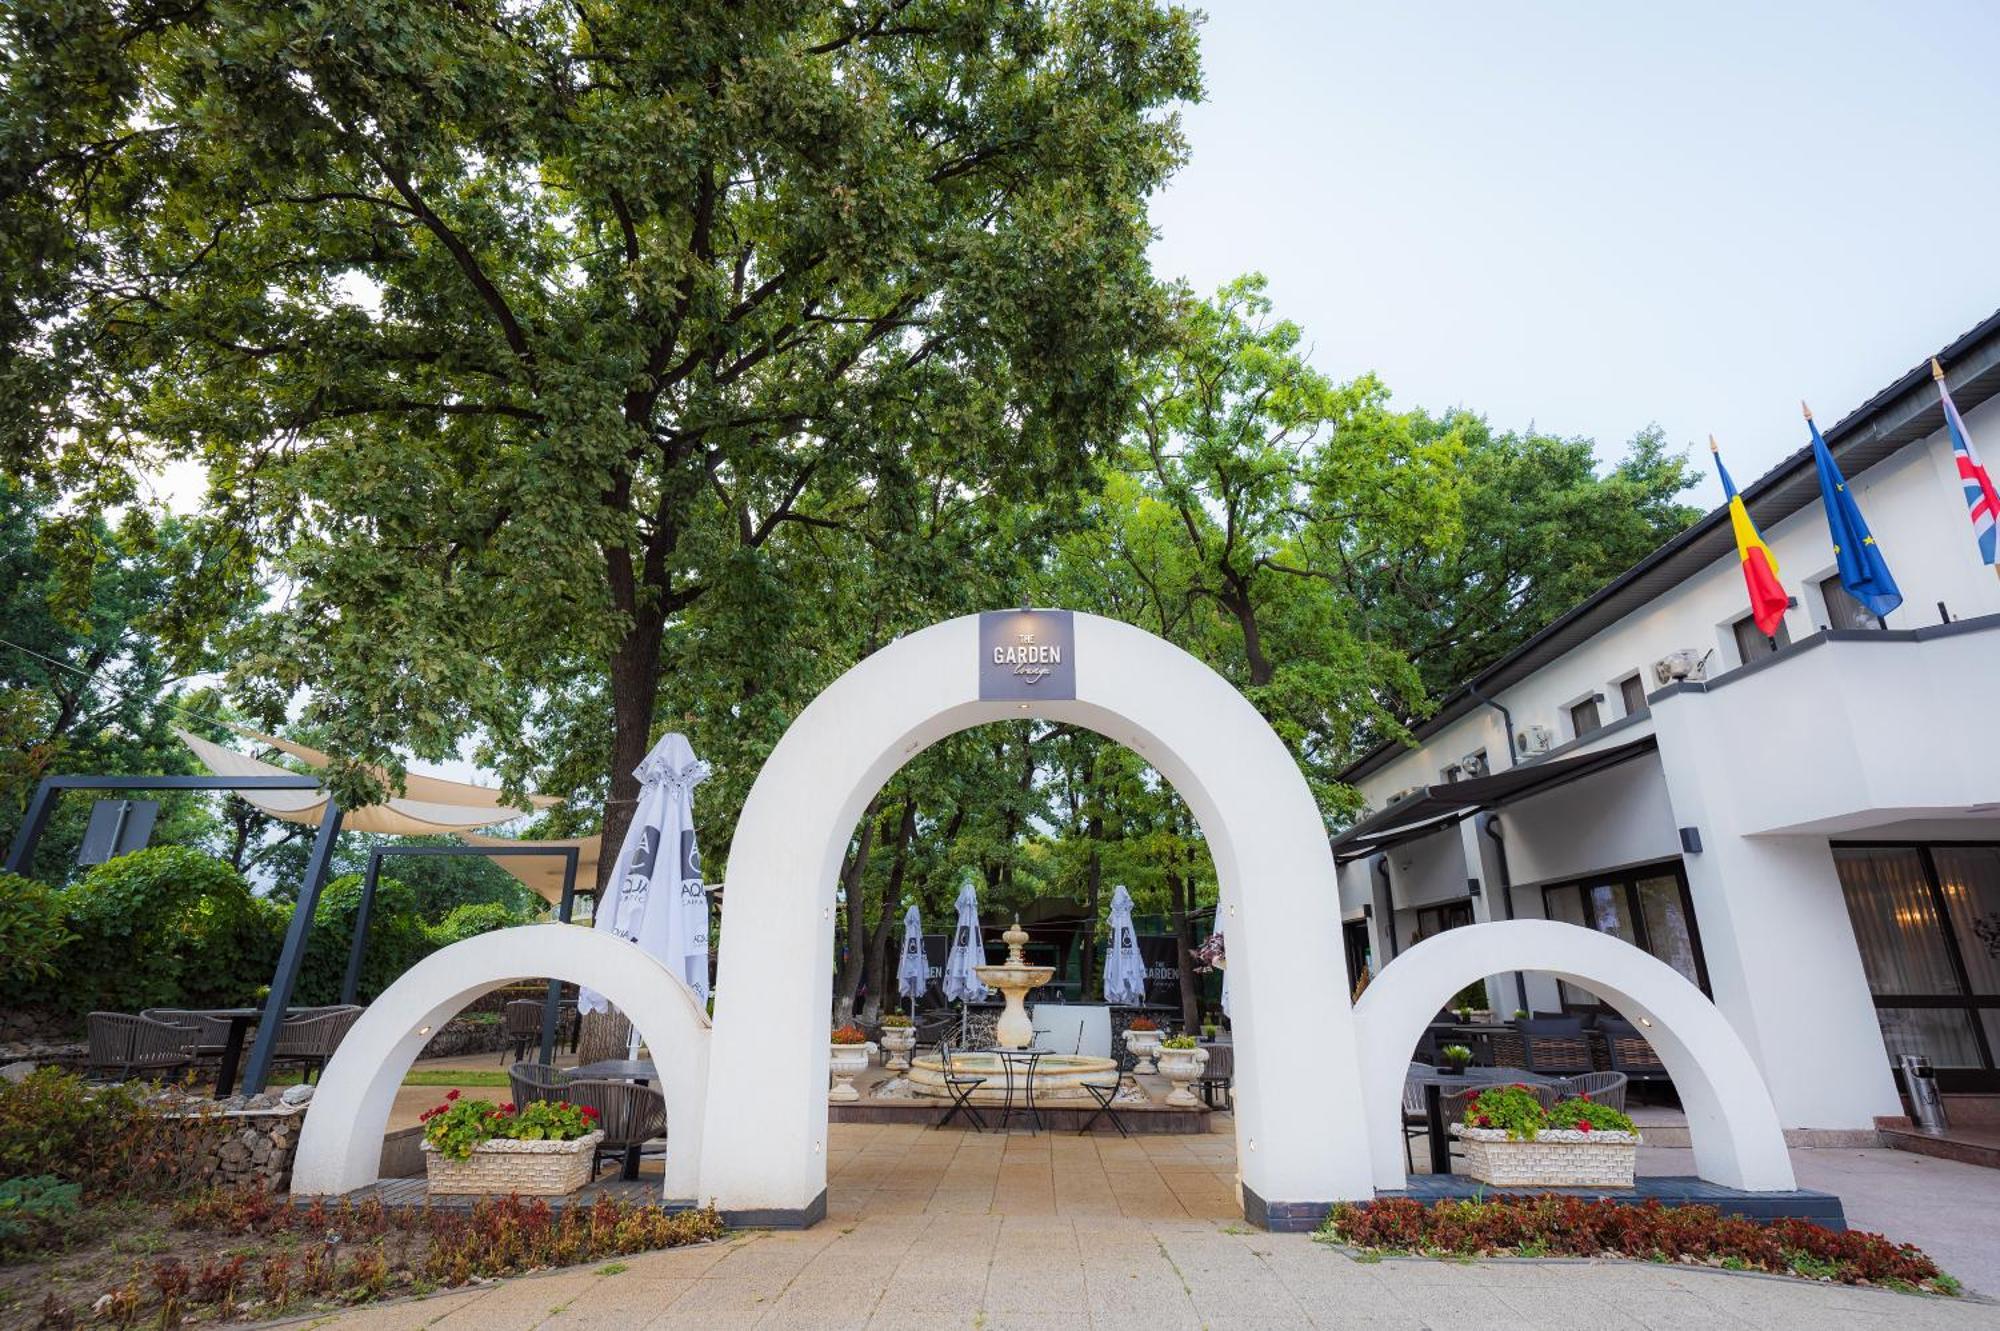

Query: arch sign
295 610 1796 1228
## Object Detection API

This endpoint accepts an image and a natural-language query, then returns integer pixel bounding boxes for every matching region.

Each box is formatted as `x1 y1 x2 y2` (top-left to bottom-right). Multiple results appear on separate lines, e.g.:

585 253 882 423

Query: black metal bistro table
1407 1067 1560 1176
198 1006 312 1098
985 1048 1047 1135
571 1059 660 1179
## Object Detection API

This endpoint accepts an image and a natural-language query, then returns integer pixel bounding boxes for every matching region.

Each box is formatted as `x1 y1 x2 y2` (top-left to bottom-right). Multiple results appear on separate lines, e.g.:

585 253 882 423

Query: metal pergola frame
350 844 581 1064
5 773 587 1092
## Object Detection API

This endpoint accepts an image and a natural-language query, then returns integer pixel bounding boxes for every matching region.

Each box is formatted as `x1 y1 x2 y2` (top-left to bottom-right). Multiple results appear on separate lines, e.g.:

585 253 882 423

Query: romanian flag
1711 436 1788 637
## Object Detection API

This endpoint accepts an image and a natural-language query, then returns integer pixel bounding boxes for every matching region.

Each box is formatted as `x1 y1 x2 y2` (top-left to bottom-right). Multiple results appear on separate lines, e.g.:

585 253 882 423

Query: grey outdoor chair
1559 1070 1630 1112
270 1008 360 1082
1401 1068 1432 1168
934 1041 989 1132
141 1008 233 1060
508 1062 572 1107
563 1077 668 1180
1511 1017 1596 1075
1597 1017 1671 1082
502 999 544 1063
86 1012 194 1082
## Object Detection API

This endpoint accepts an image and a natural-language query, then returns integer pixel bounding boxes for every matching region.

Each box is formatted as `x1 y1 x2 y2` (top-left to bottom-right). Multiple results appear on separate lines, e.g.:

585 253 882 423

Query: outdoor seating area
1419 1009 1672 1084
87 1004 363 1094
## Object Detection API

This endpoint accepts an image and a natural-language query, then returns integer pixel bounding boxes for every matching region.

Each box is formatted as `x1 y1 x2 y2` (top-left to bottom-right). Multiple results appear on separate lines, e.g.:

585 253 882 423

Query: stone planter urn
421 1130 604 1197
829 1041 875 1102
1154 1045 1209 1108
1451 1126 1640 1187
879 1025 917 1071
1123 1027 1164 1075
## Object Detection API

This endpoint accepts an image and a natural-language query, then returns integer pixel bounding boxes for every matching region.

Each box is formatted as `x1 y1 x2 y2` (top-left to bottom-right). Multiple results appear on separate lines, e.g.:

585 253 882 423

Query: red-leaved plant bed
1319 1197 1959 1296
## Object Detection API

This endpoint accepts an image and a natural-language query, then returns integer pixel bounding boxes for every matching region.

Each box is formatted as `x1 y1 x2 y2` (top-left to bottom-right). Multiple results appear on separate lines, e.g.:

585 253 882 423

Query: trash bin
1898 1053 1949 1134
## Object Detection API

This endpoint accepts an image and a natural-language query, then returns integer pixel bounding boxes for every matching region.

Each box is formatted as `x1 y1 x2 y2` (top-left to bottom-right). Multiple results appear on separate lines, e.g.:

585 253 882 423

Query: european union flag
1809 415 1901 621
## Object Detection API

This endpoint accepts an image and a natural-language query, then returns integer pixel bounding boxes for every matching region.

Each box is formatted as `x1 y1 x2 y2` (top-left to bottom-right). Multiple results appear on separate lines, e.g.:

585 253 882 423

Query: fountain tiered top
974 916 1054 1050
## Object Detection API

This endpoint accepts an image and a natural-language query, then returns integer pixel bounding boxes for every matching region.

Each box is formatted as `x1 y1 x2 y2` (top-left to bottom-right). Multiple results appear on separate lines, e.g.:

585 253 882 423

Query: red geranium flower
1476 1115 1491 1128
1580 1092 1592 1102
445 1089 461 1101
499 1102 516 1114
1512 1082 1527 1091
581 1105 599 1119
1576 1120 1592 1132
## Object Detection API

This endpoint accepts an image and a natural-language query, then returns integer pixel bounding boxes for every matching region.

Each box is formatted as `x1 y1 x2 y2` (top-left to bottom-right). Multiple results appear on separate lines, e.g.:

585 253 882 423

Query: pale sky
1147 0 2000 505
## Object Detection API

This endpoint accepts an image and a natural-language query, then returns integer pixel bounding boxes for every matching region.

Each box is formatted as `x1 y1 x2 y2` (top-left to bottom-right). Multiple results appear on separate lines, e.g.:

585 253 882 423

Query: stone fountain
976 917 1054 1049
905 917 1119 1104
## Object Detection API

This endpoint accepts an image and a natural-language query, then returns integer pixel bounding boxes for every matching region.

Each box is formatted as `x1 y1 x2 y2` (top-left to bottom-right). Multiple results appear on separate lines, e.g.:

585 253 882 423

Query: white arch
699 612 1376 1223
292 925 711 1201
1353 920 1795 1193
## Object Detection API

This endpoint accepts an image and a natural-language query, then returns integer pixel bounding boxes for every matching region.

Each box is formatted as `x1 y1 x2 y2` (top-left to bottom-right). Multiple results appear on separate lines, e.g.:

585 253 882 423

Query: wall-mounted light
417 1025 432 1037
1466 877 1483 899
1637 1017 1653 1028
1678 827 1702 854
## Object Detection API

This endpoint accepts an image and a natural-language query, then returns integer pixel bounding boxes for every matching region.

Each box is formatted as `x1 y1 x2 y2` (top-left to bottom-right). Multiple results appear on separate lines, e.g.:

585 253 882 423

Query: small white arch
291 925 711 1201
1354 920 1795 1193
700 611 1376 1221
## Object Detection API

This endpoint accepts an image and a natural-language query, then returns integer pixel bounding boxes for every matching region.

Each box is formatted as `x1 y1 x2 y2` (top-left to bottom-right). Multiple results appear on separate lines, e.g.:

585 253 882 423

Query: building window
1619 674 1647 716
1818 574 1880 631
1568 697 1602 739
1732 613 1791 664
1835 843 2000 1090
1541 862 1708 1008
1411 900 1473 945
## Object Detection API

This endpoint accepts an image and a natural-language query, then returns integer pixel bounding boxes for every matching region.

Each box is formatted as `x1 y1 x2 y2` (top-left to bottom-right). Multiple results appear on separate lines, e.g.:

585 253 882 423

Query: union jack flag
1939 362 2000 564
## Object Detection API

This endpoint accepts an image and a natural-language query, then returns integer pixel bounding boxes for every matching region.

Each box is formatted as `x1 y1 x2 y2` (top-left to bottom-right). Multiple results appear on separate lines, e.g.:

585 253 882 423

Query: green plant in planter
1458 1084 1546 1139
419 1091 596 1160
879 1013 913 1029
1548 1096 1636 1134
1127 1015 1160 1032
1439 1043 1472 1070
830 1025 867 1045
1159 1034 1199 1051
1512 1009 1529 1020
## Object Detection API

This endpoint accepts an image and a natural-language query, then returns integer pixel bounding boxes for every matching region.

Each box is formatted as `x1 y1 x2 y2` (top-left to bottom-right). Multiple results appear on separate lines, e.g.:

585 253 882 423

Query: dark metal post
242 801 344 1095
341 850 386 1006
538 848 580 1064
4 778 59 874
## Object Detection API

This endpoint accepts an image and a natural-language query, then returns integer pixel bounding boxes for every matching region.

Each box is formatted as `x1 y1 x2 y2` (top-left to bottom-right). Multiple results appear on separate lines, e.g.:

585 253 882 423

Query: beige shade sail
225 723 561 811
176 730 537 836
461 832 603 905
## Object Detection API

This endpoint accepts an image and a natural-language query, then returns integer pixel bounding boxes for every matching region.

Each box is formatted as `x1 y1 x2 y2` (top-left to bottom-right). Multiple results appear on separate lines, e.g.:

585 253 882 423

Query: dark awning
1331 735 1659 861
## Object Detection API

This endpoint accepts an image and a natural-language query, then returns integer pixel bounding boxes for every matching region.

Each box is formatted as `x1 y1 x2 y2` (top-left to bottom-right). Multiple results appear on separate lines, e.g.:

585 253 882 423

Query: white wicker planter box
421 1130 604 1196
1451 1126 1640 1187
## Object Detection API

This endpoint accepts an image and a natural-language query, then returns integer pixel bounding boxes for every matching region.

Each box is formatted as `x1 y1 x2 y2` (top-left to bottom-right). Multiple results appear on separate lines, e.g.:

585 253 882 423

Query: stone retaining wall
185 1104 310 1193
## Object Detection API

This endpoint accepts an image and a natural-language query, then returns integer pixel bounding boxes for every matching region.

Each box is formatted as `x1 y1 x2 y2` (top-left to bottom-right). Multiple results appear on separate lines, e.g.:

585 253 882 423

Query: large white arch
292 925 711 1202
1353 920 1795 1193
699 611 1376 1226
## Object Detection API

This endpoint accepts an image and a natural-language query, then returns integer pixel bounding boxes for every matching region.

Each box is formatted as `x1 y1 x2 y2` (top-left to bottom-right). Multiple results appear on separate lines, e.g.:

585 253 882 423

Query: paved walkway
292 1121 2000 1329
284 1211 1997 1330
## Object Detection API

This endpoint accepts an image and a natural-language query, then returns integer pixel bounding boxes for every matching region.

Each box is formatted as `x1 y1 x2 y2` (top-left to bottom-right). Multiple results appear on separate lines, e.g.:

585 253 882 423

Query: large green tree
4 0 1202 873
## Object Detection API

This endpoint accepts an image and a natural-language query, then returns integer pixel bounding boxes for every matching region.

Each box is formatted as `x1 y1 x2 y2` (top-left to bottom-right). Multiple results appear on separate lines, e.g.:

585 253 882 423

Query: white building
1333 310 2000 1134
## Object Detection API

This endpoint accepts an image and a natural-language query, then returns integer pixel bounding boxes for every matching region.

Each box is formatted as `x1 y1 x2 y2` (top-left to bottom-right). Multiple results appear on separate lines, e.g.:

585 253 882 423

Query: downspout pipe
1481 812 1529 1013
1466 681 1515 769
1372 853 1398 960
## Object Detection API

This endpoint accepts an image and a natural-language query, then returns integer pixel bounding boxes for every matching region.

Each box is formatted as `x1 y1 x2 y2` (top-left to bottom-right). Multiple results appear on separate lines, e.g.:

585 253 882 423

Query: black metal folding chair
934 1041 988 1132
1079 1073 1137 1137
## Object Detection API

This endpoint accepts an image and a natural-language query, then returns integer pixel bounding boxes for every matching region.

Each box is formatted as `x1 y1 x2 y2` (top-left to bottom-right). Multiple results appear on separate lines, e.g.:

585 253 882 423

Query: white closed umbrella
580 733 713 1041
1102 885 1146 1005
896 905 929 1015
942 880 990 1004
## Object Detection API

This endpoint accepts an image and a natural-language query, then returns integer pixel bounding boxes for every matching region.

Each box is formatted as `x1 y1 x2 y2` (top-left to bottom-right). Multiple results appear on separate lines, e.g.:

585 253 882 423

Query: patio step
1880 1123 2000 1170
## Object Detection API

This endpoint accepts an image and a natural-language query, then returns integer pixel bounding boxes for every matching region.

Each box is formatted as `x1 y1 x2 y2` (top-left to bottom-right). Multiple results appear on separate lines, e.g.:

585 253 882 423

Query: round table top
571 1058 657 1081
186 1006 314 1020
1407 1066 1559 1090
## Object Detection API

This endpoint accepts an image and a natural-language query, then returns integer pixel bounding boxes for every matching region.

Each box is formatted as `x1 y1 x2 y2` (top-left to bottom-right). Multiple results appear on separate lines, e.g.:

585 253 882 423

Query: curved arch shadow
291 925 711 1202
700 611 1375 1219
1354 920 1795 1193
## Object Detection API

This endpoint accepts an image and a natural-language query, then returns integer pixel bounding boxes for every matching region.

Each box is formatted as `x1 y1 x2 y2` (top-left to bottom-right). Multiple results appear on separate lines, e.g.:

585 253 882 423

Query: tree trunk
1168 835 1201 1032
1219 579 1273 687
831 804 880 1023
860 798 917 1023
599 604 667 893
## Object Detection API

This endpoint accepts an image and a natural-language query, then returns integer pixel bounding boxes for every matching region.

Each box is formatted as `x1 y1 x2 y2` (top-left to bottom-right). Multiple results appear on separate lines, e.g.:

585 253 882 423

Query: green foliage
295 874 433 1006
1438 1044 1472 1066
1457 1084 1546 1139
428 901 535 947
418 1091 593 1160
0 871 73 987
58 847 280 1011
1158 1033 1198 1050
1549 1096 1637 1134
0 1068 225 1201
0 1174 80 1256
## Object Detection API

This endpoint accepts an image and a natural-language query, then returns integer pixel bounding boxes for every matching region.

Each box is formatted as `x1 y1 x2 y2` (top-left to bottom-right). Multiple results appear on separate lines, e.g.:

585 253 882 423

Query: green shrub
0 872 74 993
0 1068 224 1200
427 900 531 947
0 1174 81 1256
60 847 281 1011
295 874 434 1004
1457 1084 1546 1139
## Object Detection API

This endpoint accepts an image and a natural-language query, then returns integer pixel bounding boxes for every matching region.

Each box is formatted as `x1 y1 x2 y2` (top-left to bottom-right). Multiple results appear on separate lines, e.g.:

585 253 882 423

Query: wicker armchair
140 1009 234 1059
270 1008 360 1082
563 1078 668 1179
1558 1070 1629 1112
1511 1017 1596 1075
1596 1017 1670 1082
86 1012 194 1082
501 1000 545 1063
508 1062 572 1107
1401 1065 1435 1167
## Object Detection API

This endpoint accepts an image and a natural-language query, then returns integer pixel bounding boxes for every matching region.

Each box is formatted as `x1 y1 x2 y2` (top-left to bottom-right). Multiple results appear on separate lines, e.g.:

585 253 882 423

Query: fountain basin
906 1052 1119 1103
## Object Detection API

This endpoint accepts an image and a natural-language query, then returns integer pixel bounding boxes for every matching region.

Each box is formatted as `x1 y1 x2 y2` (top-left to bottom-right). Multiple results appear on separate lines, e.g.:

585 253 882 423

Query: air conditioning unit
1384 784 1425 805
1515 725 1554 755
1652 648 1708 686
1459 750 1490 778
